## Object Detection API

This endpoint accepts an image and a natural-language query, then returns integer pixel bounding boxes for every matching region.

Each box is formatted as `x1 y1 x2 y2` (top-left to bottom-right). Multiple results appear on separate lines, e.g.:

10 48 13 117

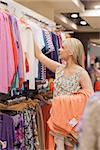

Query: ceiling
13 0 100 33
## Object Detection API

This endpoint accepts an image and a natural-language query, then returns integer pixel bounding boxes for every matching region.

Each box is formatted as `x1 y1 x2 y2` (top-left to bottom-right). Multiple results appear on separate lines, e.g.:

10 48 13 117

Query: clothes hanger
34 94 50 104
20 12 28 25
0 1 10 15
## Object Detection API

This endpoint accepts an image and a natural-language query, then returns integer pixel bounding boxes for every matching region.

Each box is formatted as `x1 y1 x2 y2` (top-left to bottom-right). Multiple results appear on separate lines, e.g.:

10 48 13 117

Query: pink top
0 12 15 93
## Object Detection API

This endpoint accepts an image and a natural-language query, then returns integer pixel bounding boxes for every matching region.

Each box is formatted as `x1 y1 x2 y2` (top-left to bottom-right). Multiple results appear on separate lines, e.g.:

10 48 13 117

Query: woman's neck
65 58 76 69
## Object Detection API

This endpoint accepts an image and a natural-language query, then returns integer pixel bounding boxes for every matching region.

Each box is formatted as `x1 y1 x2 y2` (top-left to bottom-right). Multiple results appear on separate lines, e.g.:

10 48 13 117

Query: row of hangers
0 1 65 33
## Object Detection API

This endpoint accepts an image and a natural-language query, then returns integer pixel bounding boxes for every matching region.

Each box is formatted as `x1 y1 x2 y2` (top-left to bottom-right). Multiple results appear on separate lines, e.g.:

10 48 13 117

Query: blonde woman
35 38 94 150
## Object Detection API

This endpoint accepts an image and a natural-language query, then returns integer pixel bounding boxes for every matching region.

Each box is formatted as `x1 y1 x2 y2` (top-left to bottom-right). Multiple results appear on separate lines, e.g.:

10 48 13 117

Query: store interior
13 0 100 85
0 0 99 150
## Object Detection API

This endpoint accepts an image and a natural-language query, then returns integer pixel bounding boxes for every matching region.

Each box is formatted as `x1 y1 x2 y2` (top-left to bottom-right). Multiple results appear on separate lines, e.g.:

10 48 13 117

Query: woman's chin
59 55 62 59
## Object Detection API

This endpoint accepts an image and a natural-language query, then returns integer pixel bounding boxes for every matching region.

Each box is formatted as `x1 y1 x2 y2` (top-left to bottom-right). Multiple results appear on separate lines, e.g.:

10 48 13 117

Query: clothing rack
0 98 45 150
0 0 57 31
24 13 49 26
1 0 55 27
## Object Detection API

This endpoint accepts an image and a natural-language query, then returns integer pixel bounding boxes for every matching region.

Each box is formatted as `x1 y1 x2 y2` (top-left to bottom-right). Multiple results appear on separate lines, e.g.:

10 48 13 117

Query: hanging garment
0 113 15 150
41 103 51 150
9 15 18 76
0 12 15 93
27 21 45 50
23 108 35 150
18 21 27 82
18 21 36 89
13 112 25 150
10 15 24 88
94 80 100 91
36 104 45 150
24 26 36 89
51 32 59 62
43 29 55 54
31 108 40 150
27 21 45 79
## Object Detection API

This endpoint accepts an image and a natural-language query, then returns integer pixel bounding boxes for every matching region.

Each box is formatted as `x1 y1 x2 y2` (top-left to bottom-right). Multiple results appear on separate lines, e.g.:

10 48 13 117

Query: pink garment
48 89 93 136
0 12 15 93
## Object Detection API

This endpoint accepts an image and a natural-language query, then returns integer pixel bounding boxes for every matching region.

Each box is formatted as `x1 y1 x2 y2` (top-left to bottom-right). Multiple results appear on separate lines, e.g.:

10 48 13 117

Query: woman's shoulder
55 64 65 77
76 65 88 74
56 64 65 72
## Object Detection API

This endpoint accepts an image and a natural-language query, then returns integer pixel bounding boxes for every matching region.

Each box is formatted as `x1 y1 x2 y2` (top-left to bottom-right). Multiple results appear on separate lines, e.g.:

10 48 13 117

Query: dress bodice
53 65 82 97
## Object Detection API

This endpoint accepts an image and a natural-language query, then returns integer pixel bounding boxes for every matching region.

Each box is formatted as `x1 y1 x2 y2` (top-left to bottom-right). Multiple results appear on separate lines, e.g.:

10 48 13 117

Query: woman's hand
34 41 60 73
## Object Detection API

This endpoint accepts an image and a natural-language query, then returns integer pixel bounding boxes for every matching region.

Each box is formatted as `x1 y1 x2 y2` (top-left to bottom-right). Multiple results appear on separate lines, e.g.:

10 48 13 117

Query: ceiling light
91 43 97 46
71 14 78 18
80 20 87 25
91 43 100 47
94 5 100 9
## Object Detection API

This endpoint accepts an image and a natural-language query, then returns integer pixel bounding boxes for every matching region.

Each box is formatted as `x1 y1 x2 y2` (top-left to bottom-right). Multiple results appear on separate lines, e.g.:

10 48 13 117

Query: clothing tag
0 141 7 149
69 118 78 127
2 141 7 149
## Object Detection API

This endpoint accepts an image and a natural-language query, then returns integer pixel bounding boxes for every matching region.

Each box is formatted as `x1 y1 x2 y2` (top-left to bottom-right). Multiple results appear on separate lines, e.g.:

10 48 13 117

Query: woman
79 92 100 150
35 37 94 150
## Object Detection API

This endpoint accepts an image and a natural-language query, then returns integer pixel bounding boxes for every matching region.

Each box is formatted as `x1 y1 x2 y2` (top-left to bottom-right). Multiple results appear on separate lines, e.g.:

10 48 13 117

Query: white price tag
0 141 7 149
69 118 78 127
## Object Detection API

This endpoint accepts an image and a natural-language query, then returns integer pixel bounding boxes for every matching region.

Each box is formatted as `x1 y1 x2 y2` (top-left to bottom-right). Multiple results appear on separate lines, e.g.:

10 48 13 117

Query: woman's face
59 44 72 61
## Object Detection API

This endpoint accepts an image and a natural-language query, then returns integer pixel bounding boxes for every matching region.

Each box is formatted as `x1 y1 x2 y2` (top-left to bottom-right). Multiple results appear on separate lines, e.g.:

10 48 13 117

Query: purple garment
10 15 24 82
0 113 15 150
51 32 60 62
12 113 26 150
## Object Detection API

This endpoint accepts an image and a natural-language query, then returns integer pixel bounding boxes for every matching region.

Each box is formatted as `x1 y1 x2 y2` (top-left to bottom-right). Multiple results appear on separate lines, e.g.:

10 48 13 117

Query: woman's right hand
34 41 60 73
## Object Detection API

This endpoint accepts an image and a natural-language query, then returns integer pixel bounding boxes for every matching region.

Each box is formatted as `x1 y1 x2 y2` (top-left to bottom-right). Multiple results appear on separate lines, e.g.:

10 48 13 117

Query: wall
73 32 100 67
18 1 54 20
74 32 100 51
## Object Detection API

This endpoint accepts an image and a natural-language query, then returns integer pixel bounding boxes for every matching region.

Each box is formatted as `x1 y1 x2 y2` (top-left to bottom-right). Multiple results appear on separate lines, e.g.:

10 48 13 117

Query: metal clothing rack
24 13 49 26
0 0 56 27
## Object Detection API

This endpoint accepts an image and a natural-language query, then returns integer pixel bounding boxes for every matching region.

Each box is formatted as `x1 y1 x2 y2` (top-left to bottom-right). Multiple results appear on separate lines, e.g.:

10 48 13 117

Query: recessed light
94 5 100 9
80 20 87 25
91 43 97 46
71 14 78 18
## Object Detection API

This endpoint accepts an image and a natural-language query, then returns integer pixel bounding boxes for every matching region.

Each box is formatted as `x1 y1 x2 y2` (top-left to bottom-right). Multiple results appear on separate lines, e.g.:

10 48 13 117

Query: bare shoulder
55 64 64 72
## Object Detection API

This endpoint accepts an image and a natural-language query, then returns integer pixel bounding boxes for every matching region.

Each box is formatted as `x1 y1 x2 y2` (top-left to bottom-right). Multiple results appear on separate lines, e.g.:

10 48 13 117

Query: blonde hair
63 38 85 68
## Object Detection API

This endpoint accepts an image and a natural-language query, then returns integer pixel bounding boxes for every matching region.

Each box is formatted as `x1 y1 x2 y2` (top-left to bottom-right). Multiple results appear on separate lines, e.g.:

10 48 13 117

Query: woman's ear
68 49 73 56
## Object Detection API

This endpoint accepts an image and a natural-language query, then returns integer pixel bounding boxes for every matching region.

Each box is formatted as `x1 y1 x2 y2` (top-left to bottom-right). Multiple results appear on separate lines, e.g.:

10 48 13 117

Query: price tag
69 118 78 127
